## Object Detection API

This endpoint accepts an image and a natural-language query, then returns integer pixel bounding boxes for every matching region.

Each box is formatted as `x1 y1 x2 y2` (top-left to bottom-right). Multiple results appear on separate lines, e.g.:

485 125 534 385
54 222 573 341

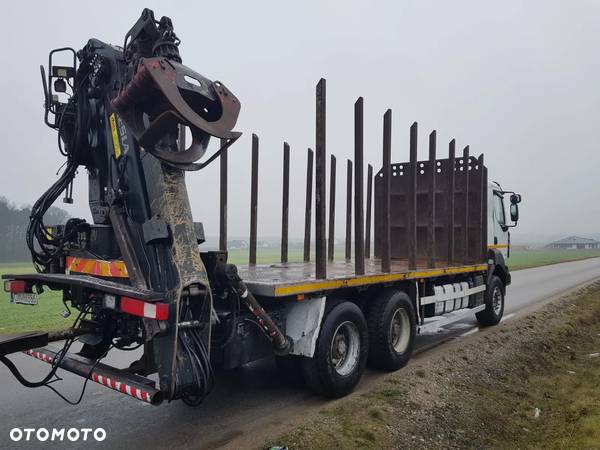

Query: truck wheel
301 301 368 398
476 275 504 326
366 290 416 371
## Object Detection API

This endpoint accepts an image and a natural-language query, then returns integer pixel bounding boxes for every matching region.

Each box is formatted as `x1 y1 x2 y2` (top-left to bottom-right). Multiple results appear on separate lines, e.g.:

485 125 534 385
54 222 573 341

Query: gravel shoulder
266 281 600 449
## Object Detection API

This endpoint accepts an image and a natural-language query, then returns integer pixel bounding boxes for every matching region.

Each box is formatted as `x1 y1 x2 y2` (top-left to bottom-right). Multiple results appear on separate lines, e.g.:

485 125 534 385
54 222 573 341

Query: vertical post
303 148 314 262
328 155 336 261
315 151 327 271
354 98 365 275
281 142 290 263
382 110 392 273
408 122 418 270
315 79 327 279
178 125 186 151
249 134 259 265
478 153 486 262
219 138 228 252
345 159 353 261
428 131 437 268
447 139 456 265
365 164 373 259
463 145 470 264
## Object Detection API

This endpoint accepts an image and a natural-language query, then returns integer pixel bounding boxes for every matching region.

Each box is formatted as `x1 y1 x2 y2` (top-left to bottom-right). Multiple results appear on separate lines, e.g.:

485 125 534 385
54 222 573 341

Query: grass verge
507 248 600 270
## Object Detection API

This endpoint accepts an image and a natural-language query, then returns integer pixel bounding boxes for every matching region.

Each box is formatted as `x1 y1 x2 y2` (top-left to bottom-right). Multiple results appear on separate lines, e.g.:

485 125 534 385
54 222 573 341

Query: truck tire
476 275 504 326
366 289 416 371
301 301 368 398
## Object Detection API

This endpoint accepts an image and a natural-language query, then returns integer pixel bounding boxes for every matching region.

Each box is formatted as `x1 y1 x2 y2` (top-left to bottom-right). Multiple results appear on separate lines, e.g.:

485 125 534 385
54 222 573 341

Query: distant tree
0 197 70 262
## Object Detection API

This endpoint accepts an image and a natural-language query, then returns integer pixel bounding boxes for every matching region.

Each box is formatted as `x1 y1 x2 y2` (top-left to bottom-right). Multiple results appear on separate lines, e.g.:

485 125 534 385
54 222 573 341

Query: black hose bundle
173 297 214 406
27 63 92 271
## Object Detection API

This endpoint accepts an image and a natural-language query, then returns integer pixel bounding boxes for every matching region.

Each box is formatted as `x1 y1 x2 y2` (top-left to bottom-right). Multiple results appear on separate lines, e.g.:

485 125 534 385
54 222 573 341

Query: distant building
228 240 249 250
546 236 600 250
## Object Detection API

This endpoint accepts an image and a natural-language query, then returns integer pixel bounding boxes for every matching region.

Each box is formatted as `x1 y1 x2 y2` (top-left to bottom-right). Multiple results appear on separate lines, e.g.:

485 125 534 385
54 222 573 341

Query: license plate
11 293 38 306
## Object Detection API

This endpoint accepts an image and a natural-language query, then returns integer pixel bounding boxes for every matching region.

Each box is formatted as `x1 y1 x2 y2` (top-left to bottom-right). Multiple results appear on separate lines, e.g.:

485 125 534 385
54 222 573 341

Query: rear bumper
1 273 161 301
24 345 163 405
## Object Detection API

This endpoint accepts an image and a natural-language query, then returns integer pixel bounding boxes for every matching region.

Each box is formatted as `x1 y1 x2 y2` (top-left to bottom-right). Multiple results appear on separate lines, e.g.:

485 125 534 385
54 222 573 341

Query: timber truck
0 9 521 406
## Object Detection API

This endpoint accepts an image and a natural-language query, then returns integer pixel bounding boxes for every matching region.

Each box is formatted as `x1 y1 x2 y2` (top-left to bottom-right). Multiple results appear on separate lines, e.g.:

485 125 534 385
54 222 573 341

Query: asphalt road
1 257 600 449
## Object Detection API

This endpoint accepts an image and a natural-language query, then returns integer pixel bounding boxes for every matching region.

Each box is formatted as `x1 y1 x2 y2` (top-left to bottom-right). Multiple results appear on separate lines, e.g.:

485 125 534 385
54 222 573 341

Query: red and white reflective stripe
24 349 155 404
91 373 153 404
25 349 54 363
120 297 169 320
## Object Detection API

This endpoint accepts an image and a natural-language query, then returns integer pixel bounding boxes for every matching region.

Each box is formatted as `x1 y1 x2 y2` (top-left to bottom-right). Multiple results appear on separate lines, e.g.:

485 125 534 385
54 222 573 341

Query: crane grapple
0 8 254 406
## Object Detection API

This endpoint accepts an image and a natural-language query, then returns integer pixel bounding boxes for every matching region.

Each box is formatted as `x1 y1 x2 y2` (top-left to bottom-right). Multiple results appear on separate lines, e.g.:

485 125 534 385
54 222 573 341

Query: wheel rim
492 286 503 315
330 321 361 376
390 308 411 354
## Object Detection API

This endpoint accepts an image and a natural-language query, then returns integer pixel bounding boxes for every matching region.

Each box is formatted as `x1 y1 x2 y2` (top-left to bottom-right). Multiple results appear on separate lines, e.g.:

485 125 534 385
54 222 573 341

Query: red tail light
3 280 27 294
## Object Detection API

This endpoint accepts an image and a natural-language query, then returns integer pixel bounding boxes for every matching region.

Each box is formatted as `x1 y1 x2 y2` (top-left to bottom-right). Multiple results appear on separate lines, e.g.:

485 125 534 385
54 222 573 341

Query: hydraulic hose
217 263 291 355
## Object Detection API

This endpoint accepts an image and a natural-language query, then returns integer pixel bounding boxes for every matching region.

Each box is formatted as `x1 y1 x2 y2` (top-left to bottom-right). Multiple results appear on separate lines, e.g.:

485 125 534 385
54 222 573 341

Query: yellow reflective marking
487 244 509 249
273 264 488 296
100 262 110 277
110 113 122 159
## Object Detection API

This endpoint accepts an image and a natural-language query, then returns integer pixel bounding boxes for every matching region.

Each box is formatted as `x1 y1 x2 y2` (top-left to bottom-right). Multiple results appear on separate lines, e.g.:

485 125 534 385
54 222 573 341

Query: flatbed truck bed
238 259 488 297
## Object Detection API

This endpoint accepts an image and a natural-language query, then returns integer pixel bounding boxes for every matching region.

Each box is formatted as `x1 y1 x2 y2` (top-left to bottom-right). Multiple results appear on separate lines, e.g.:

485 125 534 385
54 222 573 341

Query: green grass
461 284 600 449
228 247 600 271
0 263 71 334
224 247 305 265
224 247 347 265
1 248 599 335
507 248 600 270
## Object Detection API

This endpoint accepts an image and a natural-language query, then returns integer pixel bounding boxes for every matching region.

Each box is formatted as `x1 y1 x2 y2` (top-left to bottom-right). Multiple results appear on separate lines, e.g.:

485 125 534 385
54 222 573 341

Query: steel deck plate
237 259 487 297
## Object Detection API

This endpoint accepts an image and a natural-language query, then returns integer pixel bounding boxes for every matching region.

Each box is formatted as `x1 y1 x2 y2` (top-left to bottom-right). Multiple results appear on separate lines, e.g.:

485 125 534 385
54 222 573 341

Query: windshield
493 193 506 226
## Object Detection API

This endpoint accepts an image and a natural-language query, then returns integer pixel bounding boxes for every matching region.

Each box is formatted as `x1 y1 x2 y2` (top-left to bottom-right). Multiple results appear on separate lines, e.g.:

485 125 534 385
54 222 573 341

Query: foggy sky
2 0 599 244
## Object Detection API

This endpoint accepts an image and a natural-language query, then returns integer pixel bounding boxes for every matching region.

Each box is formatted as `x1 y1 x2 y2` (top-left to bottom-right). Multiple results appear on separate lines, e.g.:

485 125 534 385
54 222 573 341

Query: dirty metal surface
237 258 486 297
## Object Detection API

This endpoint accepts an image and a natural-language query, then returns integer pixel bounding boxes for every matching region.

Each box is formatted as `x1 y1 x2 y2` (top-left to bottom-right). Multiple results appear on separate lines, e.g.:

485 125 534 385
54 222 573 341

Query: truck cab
488 181 521 259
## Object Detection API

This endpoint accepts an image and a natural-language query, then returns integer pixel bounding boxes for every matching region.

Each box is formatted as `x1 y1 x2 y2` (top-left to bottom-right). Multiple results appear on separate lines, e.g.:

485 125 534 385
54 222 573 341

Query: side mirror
510 203 519 222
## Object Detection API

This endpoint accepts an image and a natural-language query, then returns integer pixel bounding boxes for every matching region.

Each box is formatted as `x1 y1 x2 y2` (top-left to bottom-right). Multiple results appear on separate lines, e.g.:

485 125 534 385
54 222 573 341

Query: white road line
460 327 479 337
459 312 517 338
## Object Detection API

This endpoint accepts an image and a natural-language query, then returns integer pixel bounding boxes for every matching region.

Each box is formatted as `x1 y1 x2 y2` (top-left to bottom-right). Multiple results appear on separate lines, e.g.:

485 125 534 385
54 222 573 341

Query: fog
2 0 599 245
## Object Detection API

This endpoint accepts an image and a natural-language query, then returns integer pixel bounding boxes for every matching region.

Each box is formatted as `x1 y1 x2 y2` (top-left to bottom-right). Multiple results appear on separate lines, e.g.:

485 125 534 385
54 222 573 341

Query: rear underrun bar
24 346 163 405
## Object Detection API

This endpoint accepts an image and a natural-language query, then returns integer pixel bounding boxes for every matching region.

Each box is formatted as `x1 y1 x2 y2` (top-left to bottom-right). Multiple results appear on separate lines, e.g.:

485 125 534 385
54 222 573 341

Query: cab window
493 193 505 226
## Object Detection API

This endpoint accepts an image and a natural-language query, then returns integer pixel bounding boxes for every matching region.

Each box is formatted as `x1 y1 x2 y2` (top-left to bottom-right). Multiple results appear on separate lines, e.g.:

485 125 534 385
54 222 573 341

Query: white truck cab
488 181 521 259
